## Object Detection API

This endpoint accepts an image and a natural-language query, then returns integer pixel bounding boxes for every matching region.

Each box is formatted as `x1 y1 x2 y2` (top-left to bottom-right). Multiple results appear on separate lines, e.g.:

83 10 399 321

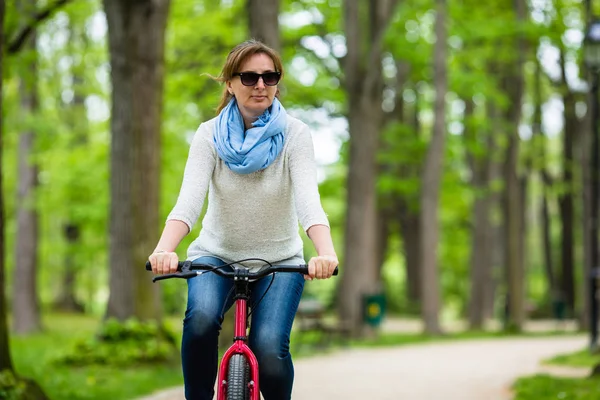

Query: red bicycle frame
217 296 260 400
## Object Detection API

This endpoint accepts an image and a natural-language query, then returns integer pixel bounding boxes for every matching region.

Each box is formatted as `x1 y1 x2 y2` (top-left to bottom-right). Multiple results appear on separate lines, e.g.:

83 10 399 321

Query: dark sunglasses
233 71 281 86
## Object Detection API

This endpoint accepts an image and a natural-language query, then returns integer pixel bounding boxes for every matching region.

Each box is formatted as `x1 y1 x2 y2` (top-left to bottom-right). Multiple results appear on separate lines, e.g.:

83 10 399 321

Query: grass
513 375 600 400
10 313 184 400
544 349 600 368
512 345 600 399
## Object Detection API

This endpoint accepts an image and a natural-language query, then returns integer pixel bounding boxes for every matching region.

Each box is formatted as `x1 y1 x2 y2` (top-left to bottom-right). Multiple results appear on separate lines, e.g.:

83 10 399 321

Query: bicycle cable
194 258 296 321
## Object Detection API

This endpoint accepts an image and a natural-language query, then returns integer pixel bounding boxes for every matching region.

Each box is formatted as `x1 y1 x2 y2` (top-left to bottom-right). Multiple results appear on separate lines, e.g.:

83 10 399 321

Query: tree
248 0 279 51
12 0 42 335
1 2 72 396
0 0 10 373
502 0 527 331
465 97 496 330
103 0 171 322
337 0 398 335
419 0 447 335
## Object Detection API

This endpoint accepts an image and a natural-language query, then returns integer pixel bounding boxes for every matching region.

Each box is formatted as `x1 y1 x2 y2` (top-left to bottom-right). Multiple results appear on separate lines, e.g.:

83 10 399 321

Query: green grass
10 313 184 400
513 375 600 400
348 328 580 348
545 349 600 368
512 345 600 399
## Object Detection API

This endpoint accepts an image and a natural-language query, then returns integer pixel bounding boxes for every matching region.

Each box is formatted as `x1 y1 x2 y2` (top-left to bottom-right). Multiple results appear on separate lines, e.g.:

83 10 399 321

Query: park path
137 334 588 400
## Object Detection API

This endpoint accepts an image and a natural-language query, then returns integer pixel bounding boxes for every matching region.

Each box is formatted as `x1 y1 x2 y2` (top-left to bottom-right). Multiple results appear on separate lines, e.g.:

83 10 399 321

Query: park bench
293 298 351 350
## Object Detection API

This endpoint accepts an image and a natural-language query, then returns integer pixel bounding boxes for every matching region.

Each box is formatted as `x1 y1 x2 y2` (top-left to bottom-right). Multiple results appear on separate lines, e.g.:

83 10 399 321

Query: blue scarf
214 97 287 174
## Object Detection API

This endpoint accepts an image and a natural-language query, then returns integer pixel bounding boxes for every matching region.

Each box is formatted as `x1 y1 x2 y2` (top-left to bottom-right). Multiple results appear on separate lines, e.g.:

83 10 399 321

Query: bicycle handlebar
145 260 339 283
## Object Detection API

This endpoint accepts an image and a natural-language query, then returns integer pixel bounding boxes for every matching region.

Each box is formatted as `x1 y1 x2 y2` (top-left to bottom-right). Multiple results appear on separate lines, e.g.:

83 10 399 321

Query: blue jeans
181 256 305 400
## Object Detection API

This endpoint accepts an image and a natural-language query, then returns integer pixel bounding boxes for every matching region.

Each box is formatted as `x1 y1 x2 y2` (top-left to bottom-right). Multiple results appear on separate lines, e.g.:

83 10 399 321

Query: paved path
137 335 587 400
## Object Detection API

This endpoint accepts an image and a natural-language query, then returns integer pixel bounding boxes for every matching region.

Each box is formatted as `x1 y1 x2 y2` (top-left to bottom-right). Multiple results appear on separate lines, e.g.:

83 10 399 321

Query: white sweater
167 115 330 269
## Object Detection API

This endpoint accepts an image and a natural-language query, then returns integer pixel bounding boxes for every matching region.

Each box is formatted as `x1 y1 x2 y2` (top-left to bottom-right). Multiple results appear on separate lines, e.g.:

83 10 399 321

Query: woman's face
227 53 279 125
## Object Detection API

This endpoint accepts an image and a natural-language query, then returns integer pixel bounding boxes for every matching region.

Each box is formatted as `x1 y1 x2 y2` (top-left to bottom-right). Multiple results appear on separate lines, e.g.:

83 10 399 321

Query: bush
0 370 25 400
54 318 179 367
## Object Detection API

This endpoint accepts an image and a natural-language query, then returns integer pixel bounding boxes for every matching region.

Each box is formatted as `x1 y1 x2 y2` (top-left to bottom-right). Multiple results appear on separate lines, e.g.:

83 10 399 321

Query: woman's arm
149 220 190 275
307 224 336 257
306 224 338 280
154 219 190 253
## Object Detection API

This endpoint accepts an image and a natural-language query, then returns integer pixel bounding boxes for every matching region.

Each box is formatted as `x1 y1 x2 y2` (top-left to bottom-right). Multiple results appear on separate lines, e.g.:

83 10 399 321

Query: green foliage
54 318 178 367
0 370 25 400
11 314 183 400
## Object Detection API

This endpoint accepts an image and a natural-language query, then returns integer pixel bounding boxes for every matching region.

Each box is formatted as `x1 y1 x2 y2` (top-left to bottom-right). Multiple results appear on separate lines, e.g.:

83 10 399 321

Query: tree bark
419 0 447 335
247 0 279 51
0 0 12 372
502 36 526 332
398 197 421 310
465 99 494 330
581 74 593 330
104 0 170 321
533 59 556 302
559 48 576 316
13 0 42 335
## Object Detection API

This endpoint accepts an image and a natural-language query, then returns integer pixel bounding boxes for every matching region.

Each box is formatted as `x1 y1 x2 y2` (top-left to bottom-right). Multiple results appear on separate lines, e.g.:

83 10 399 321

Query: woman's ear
226 81 233 95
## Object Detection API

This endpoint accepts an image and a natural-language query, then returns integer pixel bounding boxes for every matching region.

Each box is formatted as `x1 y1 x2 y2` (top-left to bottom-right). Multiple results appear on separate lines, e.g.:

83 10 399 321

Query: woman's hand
306 254 338 280
148 251 179 275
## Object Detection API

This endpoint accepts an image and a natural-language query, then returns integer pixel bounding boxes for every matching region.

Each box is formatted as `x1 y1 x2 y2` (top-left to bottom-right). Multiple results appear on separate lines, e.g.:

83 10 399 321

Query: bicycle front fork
217 297 261 400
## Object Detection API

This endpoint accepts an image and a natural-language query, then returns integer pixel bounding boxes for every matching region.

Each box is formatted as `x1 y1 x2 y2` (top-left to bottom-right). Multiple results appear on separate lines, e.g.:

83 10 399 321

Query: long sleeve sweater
167 114 330 269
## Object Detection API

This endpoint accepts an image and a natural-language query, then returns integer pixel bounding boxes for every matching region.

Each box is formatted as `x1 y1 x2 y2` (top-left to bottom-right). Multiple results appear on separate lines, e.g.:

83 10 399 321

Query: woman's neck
243 117 255 130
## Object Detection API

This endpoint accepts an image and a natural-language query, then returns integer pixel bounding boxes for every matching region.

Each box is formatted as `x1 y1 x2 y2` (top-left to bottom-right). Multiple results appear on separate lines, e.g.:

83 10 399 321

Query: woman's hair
213 39 284 114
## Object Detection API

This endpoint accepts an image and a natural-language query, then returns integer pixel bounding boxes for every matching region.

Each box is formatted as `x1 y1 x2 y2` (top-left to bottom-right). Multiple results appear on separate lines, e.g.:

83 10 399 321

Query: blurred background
1 0 599 399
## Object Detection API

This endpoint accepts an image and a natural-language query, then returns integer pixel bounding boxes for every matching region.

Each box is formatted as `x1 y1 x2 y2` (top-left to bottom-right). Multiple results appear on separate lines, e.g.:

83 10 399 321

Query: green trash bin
363 293 386 327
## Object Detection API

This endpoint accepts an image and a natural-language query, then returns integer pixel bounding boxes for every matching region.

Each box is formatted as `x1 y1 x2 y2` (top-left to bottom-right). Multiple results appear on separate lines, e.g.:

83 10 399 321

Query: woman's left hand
306 255 338 280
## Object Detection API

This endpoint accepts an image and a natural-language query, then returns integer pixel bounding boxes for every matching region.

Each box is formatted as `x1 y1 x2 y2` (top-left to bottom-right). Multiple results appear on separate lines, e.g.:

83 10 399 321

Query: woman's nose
255 77 266 88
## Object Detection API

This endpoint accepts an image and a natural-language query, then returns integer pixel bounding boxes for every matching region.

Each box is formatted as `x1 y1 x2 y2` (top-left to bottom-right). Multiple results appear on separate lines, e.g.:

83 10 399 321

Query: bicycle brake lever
152 271 201 282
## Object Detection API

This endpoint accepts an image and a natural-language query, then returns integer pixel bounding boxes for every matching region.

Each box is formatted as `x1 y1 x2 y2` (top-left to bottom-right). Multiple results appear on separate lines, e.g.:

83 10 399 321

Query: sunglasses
233 71 281 86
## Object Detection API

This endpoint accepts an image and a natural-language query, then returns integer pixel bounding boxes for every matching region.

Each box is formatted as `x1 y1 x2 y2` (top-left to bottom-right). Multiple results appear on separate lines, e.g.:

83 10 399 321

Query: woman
148 39 338 400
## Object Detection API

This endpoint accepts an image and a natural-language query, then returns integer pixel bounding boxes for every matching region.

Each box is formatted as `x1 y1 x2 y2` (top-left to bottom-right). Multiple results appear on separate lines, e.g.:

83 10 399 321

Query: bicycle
145 258 338 400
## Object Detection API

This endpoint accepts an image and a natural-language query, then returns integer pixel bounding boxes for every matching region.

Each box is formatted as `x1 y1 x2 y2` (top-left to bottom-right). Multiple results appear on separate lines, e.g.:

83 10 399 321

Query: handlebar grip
145 261 184 271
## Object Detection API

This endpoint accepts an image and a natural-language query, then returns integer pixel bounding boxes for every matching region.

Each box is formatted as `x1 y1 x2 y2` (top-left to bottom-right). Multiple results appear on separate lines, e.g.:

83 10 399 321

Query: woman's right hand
148 251 179 275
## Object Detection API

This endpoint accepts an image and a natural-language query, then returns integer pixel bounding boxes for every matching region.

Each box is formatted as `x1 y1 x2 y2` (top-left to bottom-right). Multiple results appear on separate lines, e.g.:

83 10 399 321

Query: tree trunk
500 0 527 332
104 0 170 321
375 200 392 274
55 225 85 312
338 0 397 336
559 59 576 317
0 0 12 372
400 86 422 311
0 3 50 397
581 75 594 331
13 0 41 335
247 0 279 51
465 99 494 330
533 59 556 302
419 0 446 335
398 197 421 310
